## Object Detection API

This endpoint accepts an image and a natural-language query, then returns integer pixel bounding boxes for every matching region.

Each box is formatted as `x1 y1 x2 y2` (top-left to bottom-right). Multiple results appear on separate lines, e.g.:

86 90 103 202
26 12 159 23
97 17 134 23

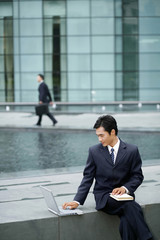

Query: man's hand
49 101 53 106
39 101 43 104
62 201 79 210
112 187 126 195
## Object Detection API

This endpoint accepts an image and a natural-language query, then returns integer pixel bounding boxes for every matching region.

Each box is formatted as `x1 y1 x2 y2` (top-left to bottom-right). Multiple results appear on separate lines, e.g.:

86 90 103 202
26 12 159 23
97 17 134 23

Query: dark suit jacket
38 82 52 103
74 140 144 210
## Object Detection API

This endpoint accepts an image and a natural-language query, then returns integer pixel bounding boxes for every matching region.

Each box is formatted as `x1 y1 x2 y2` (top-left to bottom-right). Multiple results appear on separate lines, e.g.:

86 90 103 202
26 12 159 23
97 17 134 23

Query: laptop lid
40 186 60 214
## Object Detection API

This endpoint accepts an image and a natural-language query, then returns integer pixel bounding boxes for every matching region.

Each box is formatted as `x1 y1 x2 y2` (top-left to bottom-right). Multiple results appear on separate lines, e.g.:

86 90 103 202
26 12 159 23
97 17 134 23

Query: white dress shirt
108 138 120 164
108 138 129 194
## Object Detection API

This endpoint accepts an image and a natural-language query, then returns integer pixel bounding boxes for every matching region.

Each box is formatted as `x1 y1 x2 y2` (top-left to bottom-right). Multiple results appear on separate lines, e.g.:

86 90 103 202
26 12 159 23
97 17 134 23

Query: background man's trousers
102 197 152 240
37 112 57 125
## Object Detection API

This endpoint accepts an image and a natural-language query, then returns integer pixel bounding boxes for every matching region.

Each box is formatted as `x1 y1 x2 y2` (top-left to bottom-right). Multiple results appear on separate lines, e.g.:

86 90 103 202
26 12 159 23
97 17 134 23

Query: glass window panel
140 54 160 70
139 0 160 17
139 18 160 34
21 90 38 102
115 72 123 89
115 0 122 17
20 19 43 36
92 54 114 71
68 72 90 89
21 73 38 90
44 1 66 17
68 90 90 102
91 0 114 17
123 53 138 71
140 72 160 88
61 54 67 72
0 2 12 17
20 37 43 54
21 55 43 72
92 18 114 35
0 38 3 54
115 54 122 71
124 36 138 52
44 72 52 88
43 18 66 36
68 37 90 53
13 0 18 18
115 18 122 35
14 73 20 90
116 36 122 53
61 72 67 89
92 72 114 89
92 36 114 53
67 19 90 35
14 55 20 72
123 18 138 34
20 1 42 18
61 90 67 102
0 90 5 102
13 19 19 37
123 72 138 89
13 37 19 55
67 1 89 17
44 54 52 71
0 73 5 89
140 36 160 52
68 55 90 71
92 90 114 101
123 0 138 17
139 89 160 101
0 55 4 72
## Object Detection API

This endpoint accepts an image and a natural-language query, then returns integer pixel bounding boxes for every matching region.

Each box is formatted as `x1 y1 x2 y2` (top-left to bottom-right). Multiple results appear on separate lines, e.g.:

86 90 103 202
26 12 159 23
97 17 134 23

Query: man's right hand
39 101 43 104
62 201 79 210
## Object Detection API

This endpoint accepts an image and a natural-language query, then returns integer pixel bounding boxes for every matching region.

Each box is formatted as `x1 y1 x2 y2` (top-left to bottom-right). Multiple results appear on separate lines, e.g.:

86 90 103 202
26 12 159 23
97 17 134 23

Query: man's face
96 126 115 147
37 75 42 83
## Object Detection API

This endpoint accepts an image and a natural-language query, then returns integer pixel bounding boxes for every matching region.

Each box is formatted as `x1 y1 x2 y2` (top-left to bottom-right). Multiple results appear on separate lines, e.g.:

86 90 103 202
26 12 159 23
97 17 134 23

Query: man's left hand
112 187 126 195
49 101 53 105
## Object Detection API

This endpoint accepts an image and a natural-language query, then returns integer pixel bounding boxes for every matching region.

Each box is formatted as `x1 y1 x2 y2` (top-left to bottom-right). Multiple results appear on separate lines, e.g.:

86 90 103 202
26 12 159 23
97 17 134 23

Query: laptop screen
40 186 60 214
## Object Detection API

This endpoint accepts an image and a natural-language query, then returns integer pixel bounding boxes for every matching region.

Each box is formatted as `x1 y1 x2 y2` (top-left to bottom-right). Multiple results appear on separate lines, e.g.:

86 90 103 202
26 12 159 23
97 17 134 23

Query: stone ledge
0 203 160 240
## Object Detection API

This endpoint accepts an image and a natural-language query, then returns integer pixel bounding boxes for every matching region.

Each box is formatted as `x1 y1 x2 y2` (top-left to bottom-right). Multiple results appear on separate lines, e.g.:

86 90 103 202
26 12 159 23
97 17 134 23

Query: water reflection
0 129 160 174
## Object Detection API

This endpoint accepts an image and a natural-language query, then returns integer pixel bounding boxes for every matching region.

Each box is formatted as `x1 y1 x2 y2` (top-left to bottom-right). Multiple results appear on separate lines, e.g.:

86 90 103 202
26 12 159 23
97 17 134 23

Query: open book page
110 193 134 201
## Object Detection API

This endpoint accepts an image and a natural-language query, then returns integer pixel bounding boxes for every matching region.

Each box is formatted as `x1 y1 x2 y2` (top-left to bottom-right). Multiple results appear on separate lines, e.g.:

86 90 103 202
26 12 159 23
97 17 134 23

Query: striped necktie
110 148 114 164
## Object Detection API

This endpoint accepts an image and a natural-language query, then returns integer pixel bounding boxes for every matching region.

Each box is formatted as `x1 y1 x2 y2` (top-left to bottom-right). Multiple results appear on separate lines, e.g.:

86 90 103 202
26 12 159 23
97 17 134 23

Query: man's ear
111 129 116 135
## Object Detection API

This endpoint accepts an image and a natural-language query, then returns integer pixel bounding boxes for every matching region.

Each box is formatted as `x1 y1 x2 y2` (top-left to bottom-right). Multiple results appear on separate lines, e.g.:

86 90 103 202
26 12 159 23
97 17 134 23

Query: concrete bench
0 166 160 240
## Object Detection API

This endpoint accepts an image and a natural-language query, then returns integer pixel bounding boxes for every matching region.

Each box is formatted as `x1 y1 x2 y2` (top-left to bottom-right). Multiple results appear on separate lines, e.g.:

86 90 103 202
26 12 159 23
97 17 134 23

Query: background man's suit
74 140 152 240
37 82 57 125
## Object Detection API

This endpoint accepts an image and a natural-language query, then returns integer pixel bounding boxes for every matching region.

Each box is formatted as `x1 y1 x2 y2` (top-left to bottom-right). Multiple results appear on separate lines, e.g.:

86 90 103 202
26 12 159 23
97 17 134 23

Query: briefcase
35 104 49 115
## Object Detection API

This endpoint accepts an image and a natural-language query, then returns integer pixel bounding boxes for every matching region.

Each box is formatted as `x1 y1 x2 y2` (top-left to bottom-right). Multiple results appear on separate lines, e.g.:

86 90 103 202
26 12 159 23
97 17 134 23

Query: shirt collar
39 80 43 85
108 137 120 154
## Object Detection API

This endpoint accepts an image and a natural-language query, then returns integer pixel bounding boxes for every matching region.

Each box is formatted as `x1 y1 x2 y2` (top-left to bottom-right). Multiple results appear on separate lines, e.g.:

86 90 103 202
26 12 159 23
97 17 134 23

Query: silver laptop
40 186 83 216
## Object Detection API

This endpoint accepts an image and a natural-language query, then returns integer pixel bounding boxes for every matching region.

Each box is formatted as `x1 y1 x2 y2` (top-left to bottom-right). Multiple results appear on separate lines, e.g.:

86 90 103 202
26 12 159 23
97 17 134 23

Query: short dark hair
93 115 118 135
38 74 44 80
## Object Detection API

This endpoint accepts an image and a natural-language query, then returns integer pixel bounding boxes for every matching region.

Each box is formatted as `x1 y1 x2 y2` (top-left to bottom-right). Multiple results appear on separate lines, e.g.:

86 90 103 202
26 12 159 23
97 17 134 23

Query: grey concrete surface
0 111 160 130
0 166 160 239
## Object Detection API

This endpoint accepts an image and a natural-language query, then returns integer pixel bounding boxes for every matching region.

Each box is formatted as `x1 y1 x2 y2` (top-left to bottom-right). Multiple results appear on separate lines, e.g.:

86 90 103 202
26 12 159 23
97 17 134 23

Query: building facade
0 0 160 102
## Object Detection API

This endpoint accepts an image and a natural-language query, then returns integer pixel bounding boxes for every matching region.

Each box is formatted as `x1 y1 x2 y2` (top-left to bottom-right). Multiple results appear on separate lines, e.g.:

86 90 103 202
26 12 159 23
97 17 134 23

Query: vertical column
13 0 43 102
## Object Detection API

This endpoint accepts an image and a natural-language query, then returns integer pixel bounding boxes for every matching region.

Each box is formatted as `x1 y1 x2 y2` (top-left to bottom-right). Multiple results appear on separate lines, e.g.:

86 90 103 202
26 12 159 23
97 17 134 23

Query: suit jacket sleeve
123 147 144 194
74 148 96 205
45 84 52 102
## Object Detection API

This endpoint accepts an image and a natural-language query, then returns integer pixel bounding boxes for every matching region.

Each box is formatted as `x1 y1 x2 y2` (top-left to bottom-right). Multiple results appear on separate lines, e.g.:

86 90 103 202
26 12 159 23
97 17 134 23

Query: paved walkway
0 111 160 130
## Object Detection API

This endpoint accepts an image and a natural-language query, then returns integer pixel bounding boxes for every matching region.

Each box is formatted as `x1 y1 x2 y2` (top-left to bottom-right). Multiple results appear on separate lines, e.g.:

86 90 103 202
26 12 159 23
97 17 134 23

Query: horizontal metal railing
0 101 160 106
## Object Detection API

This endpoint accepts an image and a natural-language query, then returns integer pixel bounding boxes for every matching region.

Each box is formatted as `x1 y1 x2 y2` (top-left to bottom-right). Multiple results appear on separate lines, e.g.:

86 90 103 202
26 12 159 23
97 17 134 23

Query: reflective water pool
0 129 160 176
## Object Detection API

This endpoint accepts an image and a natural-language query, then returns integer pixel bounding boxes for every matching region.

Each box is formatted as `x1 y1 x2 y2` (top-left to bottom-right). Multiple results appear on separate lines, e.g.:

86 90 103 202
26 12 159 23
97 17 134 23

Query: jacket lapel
99 144 113 166
115 140 127 167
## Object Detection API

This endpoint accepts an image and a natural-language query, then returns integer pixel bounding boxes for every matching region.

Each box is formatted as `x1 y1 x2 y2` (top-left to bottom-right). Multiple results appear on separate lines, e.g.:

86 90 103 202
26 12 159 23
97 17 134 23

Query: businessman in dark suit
63 115 153 240
36 74 57 126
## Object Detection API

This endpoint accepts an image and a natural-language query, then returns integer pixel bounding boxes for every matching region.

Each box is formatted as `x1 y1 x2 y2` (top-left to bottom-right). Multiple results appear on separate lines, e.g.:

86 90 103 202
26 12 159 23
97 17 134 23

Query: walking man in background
63 115 153 240
36 74 58 126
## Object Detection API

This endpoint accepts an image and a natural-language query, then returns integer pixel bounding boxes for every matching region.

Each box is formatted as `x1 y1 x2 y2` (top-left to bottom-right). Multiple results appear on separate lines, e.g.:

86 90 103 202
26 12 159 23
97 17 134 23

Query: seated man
63 115 153 240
